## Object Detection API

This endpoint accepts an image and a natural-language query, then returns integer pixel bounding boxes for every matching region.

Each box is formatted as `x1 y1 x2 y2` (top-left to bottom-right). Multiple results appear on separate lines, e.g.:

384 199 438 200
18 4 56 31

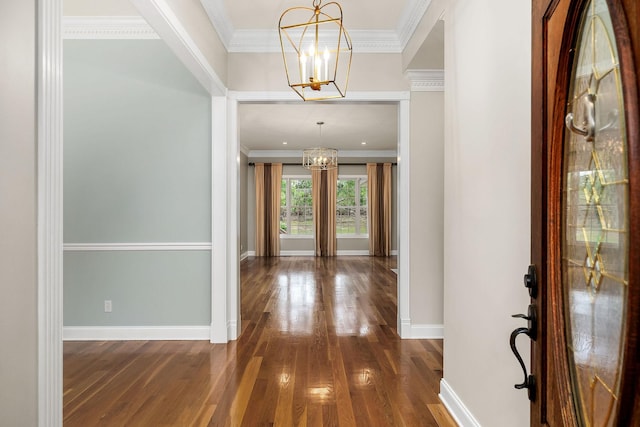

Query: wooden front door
529 0 639 425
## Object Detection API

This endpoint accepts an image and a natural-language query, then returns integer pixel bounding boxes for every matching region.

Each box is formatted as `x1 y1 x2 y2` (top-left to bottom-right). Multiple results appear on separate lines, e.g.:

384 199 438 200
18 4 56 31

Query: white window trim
337 175 368 237
281 175 313 237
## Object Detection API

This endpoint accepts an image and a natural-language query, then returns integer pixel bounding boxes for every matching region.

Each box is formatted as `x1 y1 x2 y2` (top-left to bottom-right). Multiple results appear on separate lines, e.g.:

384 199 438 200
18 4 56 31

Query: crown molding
228 29 402 54
397 0 432 48
200 0 429 53
405 69 444 92
63 16 160 39
248 149 397 158
131 0 226 96
240 144 251 156
199 0 234 50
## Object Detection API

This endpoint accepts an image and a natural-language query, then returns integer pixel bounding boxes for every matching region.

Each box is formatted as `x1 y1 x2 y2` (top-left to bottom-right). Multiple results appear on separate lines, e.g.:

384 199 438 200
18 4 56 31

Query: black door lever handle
510 327 536 401
511 304 537 339
510 304 537 402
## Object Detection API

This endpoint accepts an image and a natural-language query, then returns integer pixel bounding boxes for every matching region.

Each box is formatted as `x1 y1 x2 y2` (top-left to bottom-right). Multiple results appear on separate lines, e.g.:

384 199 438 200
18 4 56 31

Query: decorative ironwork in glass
562 0 629 425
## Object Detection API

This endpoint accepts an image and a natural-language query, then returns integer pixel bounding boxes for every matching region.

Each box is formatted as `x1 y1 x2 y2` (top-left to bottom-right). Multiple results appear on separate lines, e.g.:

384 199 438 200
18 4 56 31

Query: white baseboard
63 326 210 341
279 250 315 256
399 318 412 338
410 323 444 339
240 251 249 261
391 249 398 255
336 250 369 256
439 379 482 427
227 320 238 340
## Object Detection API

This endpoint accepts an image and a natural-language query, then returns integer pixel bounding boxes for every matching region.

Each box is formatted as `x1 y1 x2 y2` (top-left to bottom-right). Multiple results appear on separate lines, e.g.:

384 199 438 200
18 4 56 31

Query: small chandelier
278 0 353 101
303 121 338 170
303 147 338 170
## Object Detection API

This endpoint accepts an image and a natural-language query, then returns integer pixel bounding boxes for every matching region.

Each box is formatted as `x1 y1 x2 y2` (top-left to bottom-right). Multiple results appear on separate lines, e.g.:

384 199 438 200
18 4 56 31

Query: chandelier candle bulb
324 47 329 81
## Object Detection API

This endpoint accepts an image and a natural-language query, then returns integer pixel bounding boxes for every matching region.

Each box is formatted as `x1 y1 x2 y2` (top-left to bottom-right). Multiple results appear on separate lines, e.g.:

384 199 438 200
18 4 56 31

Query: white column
211 96 229 343
226 97 240 340
38 0 63 425
398 98 411 338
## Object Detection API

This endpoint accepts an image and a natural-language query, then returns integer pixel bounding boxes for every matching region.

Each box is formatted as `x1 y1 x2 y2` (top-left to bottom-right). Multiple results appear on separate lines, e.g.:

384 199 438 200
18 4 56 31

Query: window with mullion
337 176 368 236
280 177 313 236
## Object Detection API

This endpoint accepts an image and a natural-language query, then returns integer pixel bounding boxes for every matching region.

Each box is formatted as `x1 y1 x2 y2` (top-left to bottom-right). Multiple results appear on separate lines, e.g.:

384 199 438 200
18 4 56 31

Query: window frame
280 175 313 239
336 174 369 238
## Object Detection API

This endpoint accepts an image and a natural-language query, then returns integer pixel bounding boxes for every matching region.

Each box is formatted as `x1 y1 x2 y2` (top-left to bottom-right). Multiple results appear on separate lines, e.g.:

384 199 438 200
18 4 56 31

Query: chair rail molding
63 242 212 251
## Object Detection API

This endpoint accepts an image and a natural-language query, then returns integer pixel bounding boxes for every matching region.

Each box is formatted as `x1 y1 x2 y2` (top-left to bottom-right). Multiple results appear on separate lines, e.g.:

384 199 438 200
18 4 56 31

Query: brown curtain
312 168 337 256
367 163 392 256
255 163 282 256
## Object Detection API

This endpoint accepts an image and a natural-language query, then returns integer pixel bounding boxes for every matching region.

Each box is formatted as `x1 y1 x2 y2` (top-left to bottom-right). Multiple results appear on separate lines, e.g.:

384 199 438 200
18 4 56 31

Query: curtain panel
312 168 337 256
367 163 392 256
255 163 282 256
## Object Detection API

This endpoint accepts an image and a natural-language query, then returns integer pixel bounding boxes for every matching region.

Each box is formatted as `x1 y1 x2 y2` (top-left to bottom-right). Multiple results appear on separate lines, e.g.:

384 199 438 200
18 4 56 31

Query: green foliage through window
337 177 368 235
280 176 368 237
281 178 313 235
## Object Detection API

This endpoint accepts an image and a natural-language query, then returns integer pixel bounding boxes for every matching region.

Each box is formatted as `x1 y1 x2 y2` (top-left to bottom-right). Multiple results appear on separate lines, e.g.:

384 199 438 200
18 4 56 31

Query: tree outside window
337 177 368 236
280 177 313 235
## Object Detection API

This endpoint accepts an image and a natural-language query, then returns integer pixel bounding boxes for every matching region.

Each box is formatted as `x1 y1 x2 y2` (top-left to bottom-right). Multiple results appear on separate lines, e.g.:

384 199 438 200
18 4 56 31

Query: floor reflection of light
276 273 315 335
278 370 291 388
307 385 333 402
354 367 374 388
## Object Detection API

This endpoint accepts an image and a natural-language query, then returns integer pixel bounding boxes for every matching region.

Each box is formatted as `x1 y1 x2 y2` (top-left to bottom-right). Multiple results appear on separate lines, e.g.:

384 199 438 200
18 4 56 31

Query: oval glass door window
562 0 629 425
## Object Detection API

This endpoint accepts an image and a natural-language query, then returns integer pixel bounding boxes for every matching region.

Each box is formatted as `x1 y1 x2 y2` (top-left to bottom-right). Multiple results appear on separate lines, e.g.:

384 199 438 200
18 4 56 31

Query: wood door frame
531 0 640 425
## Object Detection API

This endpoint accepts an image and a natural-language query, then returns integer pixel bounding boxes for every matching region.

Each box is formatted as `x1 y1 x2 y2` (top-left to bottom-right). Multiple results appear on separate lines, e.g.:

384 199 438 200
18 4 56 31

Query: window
280 177 313 236
336 177 368 236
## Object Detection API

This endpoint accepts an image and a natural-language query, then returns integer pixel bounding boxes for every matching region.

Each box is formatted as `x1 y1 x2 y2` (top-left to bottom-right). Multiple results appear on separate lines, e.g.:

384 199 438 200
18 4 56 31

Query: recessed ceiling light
282 141 288 145
361 141 367 145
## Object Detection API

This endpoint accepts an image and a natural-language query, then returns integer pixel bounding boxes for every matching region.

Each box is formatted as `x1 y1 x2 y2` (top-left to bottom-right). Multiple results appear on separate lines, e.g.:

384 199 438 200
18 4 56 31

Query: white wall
228 53 410 92
163 0 228 85
0 1 38 425
64 0 138 16
441 0 532 426
409 91 444 328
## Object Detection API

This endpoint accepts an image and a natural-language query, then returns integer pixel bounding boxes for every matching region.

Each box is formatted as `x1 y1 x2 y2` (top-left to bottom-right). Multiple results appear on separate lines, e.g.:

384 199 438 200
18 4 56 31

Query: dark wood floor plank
64 256 457 427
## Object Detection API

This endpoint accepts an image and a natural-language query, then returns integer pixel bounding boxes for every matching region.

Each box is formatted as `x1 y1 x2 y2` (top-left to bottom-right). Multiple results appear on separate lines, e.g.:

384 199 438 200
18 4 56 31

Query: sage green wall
64 40 212 326
0 1 38 424
64 252 210 326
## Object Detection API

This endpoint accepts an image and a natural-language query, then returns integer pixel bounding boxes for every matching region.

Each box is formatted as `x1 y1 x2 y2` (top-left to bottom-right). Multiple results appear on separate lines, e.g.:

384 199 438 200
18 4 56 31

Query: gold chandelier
303 121 338 170
303 147 338 170
278 0 353 101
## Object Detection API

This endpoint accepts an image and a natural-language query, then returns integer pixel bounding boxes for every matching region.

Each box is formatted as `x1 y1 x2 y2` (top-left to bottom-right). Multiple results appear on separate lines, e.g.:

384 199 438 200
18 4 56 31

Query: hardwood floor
64 256 456 426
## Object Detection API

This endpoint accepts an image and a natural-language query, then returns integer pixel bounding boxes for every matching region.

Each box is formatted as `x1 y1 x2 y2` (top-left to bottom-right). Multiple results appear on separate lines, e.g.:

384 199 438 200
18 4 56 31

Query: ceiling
63 0 441 155
204 0 430 154
239 103 397 152
221 0 408 31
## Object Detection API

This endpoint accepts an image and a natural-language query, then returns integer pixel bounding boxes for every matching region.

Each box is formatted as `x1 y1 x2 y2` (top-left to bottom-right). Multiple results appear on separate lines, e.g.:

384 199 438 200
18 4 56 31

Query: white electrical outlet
104 300 112 313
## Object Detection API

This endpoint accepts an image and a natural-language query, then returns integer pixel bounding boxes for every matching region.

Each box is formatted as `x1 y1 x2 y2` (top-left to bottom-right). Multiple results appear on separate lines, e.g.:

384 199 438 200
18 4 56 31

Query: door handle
565 93 596 142
510 304 537 401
